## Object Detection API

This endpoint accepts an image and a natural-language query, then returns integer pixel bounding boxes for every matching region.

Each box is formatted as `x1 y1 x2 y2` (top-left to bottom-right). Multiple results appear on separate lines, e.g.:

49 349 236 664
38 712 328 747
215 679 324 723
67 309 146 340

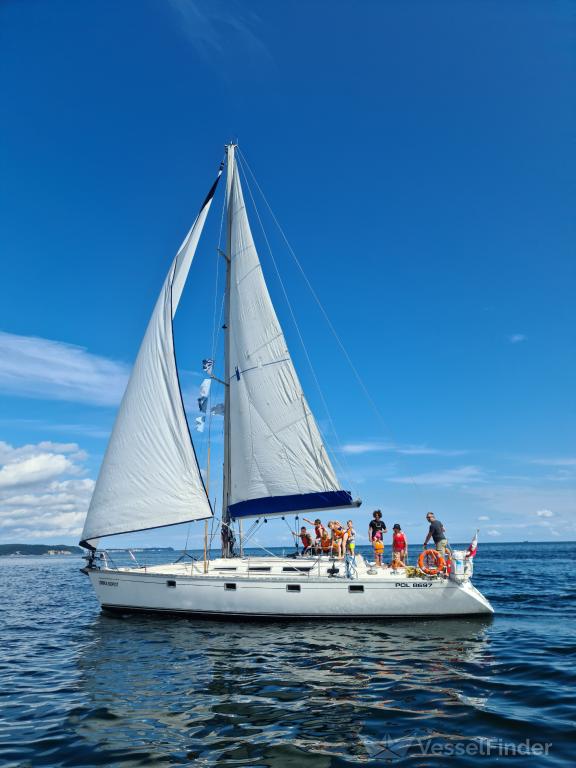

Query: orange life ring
418 549 446 575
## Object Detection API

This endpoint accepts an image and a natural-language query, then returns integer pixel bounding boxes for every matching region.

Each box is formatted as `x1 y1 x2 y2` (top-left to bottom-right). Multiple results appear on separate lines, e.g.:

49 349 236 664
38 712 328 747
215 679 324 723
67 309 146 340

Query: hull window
166 580 176 588
348 584 364 593
286 584 301 592
224 583 237 591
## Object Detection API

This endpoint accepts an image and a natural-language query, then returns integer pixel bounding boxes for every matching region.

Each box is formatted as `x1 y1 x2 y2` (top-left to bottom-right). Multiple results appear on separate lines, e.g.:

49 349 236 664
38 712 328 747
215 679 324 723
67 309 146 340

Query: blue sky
0 0 574 548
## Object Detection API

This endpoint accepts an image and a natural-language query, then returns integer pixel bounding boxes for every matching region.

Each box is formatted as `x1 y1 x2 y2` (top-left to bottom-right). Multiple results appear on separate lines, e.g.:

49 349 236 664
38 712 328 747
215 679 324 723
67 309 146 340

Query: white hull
87 555 493 618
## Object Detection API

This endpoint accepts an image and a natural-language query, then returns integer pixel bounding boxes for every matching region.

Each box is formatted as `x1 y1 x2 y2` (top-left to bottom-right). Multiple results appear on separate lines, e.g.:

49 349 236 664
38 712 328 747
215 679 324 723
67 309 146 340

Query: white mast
222 143 236 557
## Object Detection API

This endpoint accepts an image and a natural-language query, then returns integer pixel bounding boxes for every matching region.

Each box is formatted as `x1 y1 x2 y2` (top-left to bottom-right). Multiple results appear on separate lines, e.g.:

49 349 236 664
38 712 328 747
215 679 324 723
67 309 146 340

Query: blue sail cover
228 490 360 520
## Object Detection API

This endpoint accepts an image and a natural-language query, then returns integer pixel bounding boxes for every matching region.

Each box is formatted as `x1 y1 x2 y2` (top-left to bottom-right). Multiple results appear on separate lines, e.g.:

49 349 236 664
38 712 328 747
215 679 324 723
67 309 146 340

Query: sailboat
80 145 493 618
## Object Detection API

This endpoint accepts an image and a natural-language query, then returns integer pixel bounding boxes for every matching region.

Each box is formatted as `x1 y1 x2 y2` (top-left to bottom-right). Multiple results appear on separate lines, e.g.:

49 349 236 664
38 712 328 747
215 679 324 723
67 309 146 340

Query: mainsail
225 150 358 519
80 166 223 547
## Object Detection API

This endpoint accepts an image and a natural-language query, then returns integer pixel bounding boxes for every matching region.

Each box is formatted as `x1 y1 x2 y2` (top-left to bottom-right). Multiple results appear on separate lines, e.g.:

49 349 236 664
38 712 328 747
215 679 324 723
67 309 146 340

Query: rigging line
196 177 227 515
243 519 260 540
183 522 192 553
211 184 227 361
237 147 422 497
208 505 215 559
208 516 222 548
242 522 261 544
235 154 353 491
240 521 266 549
281 515 300 549
250 543 284 560
207 181 228 450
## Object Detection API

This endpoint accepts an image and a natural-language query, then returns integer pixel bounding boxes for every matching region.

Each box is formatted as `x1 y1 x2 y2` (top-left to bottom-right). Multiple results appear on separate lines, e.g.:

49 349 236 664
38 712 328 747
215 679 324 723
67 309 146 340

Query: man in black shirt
423 512 448 556
368 510 387 544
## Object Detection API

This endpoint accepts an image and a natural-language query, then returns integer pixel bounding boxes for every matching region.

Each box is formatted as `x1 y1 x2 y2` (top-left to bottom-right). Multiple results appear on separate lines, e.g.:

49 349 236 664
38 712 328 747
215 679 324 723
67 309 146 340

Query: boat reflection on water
74 614 493 765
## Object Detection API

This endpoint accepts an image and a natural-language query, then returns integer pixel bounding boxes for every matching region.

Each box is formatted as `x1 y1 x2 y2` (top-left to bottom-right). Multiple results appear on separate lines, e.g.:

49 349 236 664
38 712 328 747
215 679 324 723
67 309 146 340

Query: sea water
0 542 574 767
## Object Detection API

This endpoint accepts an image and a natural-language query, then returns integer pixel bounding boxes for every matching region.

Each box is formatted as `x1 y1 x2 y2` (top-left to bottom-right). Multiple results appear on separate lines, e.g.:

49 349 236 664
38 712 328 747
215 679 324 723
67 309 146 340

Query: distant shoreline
1 541 572 558
0 544 83 557
0 544 176 557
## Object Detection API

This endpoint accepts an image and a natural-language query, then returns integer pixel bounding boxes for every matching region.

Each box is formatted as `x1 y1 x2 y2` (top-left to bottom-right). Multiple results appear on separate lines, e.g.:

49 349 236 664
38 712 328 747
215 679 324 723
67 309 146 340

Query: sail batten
80 167 222 547
226 154 356 520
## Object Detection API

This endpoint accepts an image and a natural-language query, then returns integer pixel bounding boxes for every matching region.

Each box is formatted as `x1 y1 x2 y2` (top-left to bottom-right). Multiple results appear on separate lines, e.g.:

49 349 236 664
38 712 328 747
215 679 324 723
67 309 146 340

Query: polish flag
467 530 479 558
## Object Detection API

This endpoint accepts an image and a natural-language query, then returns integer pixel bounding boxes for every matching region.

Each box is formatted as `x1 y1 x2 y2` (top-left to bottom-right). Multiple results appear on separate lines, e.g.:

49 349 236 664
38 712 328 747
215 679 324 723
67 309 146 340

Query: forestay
80 167 222 547
226 155 357 519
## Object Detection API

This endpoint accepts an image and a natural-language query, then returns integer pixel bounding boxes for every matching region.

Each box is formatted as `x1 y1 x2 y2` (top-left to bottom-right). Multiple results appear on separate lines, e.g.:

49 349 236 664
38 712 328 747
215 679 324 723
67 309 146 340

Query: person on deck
320 529 332 554
373 538 384 568
304 517 329 553
343 520 356 555
392 523 408 563
328 520 346 558
291 526 314 554
368 510 387 557
389 551 406 569
423 512 449 557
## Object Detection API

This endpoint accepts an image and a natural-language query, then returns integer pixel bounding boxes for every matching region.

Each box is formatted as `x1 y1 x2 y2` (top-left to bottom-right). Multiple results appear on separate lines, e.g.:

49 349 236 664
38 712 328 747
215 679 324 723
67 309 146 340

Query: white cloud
0 441 85 464
464 484 576 537
167 0 271 70
0 454 76 490
487 529 502 537
530 457 576 467
0 331 129 406
0 441 93 540
508 334 526 344
391 466 484 486
478 515 490 521
341 441 466 457
536 509 554 517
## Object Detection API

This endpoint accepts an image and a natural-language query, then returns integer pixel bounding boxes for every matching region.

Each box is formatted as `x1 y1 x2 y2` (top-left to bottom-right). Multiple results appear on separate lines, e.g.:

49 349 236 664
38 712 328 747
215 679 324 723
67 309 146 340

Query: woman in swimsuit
392 523 408 563
328 520 346 558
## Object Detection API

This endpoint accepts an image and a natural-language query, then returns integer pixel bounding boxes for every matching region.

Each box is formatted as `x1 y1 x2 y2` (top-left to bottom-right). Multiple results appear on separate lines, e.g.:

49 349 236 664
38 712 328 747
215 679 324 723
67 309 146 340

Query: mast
222 143 236 557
